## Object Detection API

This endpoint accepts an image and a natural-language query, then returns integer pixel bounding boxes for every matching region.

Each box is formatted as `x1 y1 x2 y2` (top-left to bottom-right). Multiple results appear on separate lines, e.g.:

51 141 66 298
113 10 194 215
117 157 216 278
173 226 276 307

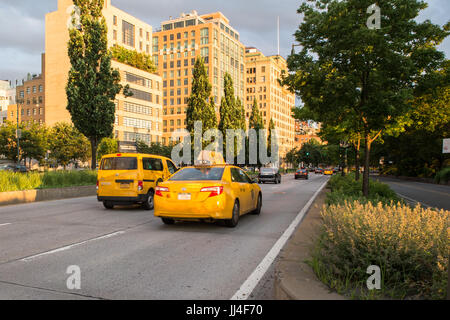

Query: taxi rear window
100 157 137 170
169 167 224 181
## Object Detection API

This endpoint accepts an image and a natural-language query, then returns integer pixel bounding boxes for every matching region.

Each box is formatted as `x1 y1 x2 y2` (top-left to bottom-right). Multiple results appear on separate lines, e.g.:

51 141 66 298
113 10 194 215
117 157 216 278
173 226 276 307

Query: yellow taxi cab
97 153 178 210
154 152 262 228
324 168 334 175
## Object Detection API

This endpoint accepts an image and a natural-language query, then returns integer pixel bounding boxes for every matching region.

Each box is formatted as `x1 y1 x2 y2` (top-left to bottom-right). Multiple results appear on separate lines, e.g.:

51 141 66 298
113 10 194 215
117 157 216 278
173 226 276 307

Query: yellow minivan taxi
97 153 178 210
154 165 262 228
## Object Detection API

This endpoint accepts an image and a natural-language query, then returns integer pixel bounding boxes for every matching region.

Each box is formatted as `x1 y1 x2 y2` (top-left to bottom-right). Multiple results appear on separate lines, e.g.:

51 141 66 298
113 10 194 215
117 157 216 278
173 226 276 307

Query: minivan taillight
138 181 144 191
96 181 99 190
155 186 169 197
200 186 224 197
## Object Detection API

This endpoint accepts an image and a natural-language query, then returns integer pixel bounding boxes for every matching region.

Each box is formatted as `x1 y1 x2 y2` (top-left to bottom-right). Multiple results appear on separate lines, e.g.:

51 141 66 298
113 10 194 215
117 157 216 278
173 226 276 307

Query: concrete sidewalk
274 188 345 300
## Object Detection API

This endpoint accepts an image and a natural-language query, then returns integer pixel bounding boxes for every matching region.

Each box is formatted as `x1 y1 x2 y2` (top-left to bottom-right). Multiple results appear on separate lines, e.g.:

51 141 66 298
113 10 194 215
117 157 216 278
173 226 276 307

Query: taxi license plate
120 183 130 189
178 193 191 200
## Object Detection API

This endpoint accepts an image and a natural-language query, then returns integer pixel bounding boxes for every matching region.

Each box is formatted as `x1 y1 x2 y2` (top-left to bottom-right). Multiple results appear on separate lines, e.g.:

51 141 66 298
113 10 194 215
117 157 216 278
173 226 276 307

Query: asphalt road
0 173 328 300
374 176 450 211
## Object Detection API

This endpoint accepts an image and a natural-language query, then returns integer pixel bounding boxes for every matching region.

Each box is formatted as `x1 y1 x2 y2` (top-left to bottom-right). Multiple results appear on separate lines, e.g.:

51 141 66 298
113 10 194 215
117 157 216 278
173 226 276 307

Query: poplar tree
186 57 216 134
219 73 244 159
66 0 128 169
248 98 265 167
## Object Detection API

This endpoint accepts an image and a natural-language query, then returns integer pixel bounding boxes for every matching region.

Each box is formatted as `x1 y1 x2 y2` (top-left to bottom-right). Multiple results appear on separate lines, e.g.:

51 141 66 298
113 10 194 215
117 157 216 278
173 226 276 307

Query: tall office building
244 47 296 162
152 11 246 145
45 0 162 144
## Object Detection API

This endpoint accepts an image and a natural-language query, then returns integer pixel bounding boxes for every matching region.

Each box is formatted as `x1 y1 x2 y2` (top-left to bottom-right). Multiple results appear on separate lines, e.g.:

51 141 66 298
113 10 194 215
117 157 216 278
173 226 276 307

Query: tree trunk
91 139 98 170
355 145 360 181
363 135 371 197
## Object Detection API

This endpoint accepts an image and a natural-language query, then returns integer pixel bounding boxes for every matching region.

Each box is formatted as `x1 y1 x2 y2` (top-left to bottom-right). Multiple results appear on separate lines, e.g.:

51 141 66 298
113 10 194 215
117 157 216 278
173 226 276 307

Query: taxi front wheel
225 200 240 228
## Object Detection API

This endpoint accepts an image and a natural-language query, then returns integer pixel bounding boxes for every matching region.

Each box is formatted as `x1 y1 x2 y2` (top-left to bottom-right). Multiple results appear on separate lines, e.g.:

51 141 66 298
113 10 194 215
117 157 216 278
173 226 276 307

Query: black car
258 168 281 184
295 168 309 180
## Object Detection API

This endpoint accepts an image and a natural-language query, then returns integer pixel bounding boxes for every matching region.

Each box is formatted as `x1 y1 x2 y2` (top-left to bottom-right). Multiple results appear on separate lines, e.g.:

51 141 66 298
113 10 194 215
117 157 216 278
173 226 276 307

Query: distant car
315 168 324 174
324 168 334 175
0 164 27 173
295 168 309 180
258 168 281 184
308 167 315 172
333 167 339 173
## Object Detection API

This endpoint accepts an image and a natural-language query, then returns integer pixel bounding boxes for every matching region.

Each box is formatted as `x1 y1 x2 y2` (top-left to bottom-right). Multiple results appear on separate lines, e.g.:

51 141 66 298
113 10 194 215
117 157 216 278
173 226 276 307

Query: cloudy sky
0 0 449 83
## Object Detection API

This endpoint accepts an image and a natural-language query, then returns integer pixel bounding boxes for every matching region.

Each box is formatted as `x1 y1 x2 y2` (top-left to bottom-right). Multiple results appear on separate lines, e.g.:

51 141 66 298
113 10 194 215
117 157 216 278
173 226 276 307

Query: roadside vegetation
0 170 97 192
309 173 449 300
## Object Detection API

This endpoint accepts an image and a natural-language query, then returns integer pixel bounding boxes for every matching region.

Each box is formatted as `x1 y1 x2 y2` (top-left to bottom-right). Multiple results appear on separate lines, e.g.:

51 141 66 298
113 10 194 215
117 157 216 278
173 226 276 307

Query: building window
122 20 135 47
113 15 117 26
128 88 152 102
113 30 117 40
200 28 209 45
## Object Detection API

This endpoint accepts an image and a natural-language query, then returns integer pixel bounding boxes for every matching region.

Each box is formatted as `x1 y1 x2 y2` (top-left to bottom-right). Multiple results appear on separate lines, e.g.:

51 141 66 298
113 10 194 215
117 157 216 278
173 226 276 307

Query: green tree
219 73 244 160
20 124 49 168
97 137 118 160
267 118 276 160
0 121 20 162
283 0 448 196
186 57 217 134
136 140 174 159
248 98 265 167
49 123 90 169
66 0 130 169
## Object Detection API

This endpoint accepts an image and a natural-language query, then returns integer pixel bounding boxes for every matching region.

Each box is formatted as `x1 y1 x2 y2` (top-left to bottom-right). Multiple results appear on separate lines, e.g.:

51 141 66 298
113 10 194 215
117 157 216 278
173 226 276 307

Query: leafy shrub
435 167 450 184
311 201 449 299
0 170 97 192
326 173 400 205
110 45 157 73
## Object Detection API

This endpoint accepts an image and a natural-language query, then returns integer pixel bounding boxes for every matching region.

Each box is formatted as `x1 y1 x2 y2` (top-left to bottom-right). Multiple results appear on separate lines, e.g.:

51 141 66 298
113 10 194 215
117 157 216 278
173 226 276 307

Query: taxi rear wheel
142 190 154 211
103 201 114 209
225 201 240 228
252 193 262 215
162 218 175 225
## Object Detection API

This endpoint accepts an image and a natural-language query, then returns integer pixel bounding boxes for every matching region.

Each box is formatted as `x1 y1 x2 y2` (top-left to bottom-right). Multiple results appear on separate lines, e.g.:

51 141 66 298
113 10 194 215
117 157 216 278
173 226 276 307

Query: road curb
273 188 345 300
0 186 96 207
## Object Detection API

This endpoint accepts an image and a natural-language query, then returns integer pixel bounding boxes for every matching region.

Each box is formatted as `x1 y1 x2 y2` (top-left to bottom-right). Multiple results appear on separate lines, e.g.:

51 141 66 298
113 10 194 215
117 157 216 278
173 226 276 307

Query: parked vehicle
258 167 281 184
324 168 334 175
295 168 309 180
314 167 324 174
154 164 262 228
0 164 28 173
97 153 179 210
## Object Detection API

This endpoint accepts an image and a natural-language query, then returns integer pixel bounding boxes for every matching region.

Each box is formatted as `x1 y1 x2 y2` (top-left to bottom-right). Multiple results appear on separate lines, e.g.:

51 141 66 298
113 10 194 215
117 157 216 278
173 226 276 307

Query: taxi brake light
138 180 144 191
200 186 224 197
156 186 169 197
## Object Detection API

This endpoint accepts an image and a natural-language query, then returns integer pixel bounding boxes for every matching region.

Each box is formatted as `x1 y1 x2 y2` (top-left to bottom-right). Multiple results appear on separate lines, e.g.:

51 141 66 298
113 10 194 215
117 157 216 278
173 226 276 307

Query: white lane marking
0 223 11 227
397 193 432 208
231 178 329 300
20 231 125 262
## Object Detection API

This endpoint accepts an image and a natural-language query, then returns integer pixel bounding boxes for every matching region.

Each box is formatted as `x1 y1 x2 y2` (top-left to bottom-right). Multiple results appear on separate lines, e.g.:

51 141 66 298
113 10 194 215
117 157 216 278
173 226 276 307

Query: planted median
0 170 97 193
309 173 449 300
